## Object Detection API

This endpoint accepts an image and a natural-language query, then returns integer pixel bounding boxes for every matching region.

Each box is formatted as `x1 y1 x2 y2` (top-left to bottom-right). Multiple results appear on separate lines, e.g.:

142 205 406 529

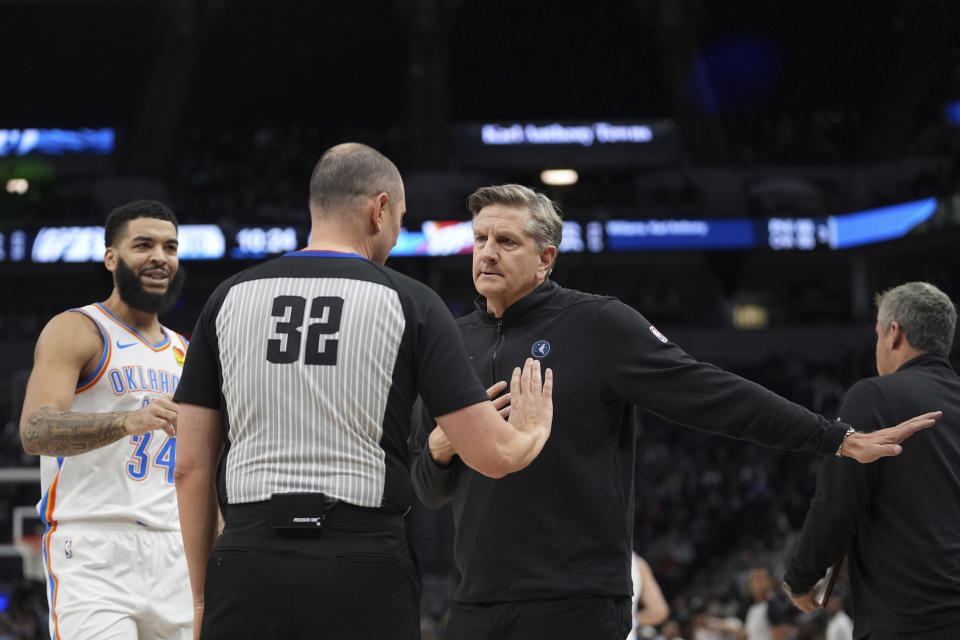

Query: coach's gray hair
875 282 957 356
467 184 563 274
308 142 403 215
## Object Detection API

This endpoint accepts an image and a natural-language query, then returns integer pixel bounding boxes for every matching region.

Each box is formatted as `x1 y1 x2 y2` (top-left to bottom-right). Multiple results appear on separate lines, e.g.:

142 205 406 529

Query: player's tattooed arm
21 398 179 457
18 311 136 457
21 406 131 456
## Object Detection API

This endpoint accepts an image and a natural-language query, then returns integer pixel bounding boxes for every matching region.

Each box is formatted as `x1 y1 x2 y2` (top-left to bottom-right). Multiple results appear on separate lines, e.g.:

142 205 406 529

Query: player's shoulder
46 306 105 336
35 306 105 356
163 325 190 348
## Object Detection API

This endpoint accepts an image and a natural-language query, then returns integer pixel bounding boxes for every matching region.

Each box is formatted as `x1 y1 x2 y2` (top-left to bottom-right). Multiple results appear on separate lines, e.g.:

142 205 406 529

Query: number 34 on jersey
125 396 176 484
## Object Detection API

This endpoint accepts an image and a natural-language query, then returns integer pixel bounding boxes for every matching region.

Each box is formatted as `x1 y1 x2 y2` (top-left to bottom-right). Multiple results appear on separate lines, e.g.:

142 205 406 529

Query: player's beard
114 257 185 315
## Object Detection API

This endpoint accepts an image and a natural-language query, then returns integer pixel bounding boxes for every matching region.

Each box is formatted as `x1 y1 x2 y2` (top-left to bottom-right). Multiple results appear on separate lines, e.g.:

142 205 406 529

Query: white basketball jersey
37 303 188 531
627 552 644 640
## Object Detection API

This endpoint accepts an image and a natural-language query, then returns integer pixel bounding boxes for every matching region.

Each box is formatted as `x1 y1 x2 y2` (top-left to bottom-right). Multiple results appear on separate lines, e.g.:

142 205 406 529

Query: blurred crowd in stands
170 127 327 227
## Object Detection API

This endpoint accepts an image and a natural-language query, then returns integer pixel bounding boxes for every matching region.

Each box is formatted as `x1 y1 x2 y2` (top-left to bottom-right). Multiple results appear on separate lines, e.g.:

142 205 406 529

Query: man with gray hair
411 186 940 640
784 282 960 639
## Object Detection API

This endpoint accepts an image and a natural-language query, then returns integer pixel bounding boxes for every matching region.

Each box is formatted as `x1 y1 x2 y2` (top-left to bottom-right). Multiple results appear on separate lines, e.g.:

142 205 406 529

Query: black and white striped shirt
175 251 487 512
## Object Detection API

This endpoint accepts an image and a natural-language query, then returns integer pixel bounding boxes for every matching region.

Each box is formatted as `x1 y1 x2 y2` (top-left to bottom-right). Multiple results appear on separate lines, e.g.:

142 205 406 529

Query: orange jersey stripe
76 337 111 393
43 472 63 639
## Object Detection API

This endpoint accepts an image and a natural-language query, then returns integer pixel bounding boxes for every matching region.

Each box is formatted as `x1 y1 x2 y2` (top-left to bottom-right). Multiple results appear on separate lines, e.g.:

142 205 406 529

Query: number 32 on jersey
267 295 344 365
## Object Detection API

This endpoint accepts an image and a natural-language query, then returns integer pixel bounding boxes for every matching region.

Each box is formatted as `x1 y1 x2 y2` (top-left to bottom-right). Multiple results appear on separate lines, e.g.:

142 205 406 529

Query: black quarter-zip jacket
411 279 849 603
785 354 960 637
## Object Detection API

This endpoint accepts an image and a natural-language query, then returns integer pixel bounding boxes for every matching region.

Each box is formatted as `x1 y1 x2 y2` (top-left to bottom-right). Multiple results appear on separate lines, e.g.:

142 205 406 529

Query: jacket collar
896 352 955 373
474 279 559 325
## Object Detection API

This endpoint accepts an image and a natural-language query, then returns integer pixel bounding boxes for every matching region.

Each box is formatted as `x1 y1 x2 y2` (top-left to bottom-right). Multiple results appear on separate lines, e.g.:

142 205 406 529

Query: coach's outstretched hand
434 358 553 478
508 358 554 443
842 411 942 463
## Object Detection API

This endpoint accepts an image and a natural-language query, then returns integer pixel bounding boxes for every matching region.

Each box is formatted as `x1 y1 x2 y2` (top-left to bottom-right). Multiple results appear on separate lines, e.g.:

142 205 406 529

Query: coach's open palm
507 358 554 445
843 411 941 463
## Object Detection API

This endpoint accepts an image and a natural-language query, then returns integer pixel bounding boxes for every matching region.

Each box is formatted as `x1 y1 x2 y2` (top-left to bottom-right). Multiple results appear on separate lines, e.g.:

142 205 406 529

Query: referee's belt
227 493 406 531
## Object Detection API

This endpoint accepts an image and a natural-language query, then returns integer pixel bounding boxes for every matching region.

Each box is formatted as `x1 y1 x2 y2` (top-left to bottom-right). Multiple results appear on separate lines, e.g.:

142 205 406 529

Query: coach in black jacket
784 282 960 639
410 184 939 640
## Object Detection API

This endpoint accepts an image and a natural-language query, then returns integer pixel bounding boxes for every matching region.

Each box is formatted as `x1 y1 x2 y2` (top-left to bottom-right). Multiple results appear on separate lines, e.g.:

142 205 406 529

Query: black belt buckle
269 493 338 530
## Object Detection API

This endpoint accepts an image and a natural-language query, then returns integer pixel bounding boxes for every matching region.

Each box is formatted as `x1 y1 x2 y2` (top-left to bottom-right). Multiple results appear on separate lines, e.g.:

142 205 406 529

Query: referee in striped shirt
173 143 554 640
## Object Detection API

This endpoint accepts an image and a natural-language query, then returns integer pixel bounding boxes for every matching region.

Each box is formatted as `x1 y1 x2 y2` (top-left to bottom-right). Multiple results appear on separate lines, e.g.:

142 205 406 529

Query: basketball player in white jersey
627 552 669 640
19 199 191 640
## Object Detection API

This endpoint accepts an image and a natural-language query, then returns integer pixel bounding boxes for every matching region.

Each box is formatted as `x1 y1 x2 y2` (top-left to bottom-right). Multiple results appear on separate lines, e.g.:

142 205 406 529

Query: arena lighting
604 218 755 250
3 196 945 263
946 100 960 126
540 169 579 186
387 221 587 256
0 128 115 157
480 122 654 147
5 178 28 194
30 225 226 263
828 197 937 249
230 227 298 258
732 303 769 329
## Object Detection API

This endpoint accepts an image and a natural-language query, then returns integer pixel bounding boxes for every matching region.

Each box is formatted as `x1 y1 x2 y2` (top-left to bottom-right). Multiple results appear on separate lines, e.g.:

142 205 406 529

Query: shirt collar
896 352 954 373
474 279 559 325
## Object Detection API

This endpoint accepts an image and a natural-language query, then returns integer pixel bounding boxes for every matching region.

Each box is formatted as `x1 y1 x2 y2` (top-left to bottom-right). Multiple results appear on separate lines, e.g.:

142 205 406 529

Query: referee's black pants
200 501 421 640
444 596 631 640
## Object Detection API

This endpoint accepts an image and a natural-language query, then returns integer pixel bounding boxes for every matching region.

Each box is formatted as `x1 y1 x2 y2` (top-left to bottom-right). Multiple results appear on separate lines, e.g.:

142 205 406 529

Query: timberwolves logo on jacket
531 340 551 358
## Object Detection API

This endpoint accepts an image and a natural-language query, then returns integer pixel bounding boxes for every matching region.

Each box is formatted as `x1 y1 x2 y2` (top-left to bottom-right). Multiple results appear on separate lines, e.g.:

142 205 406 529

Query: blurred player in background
627 552 670 640
19 200 190 639
742 567 794 640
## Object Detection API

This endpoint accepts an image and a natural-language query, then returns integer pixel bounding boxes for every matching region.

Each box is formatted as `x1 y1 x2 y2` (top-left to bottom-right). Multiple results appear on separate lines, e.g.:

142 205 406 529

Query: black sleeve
409 397 456 509
597 299 847 455
173 279 232 409
411 290 488 418
784 380 884 592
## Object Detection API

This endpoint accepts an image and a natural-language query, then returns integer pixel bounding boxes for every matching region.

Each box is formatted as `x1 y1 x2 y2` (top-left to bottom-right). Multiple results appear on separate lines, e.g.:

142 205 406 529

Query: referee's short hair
875 281 957 357
467 184 563 274
309 143 403 216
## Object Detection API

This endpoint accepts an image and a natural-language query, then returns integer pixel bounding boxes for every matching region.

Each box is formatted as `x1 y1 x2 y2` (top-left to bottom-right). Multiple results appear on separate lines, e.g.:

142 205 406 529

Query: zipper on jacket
490 319 503 383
